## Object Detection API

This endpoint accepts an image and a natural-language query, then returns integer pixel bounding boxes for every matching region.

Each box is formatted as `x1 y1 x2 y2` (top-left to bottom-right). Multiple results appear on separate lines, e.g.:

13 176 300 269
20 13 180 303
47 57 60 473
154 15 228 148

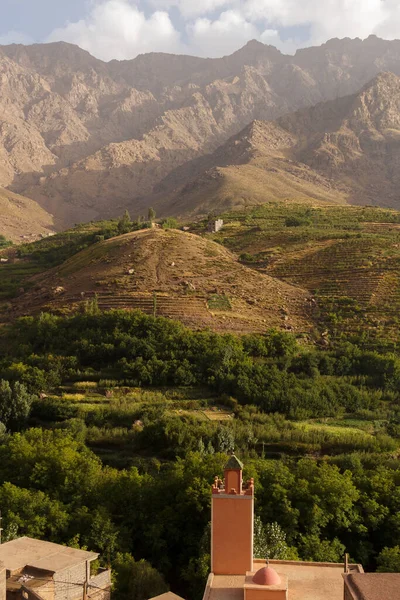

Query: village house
204 454 400 600
0 537 111 600
207 219 224 233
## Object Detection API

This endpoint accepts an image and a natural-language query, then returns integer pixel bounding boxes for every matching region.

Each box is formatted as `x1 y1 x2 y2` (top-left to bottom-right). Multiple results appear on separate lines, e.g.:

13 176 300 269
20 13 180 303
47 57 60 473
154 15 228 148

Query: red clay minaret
211 454 254 575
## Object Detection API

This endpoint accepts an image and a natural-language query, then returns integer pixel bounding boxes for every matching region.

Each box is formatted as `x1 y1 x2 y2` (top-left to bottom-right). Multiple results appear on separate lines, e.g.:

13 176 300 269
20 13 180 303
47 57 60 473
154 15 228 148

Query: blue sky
0 0 398 61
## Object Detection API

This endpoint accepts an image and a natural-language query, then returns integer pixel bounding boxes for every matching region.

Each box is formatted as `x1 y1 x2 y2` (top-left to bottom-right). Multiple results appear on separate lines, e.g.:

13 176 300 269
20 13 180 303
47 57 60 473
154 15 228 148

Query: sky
1 0 400 62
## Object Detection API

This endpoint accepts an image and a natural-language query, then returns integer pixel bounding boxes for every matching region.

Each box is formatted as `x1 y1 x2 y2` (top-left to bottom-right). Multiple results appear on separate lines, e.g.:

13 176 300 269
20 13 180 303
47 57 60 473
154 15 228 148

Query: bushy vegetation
0 309 400 597
0 235 12 249
1 202 400 597
208 202 400 349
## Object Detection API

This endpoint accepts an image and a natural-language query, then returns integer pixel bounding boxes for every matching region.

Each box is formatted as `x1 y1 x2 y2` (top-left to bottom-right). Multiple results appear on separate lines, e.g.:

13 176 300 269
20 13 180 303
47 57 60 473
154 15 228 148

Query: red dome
252 566 281 586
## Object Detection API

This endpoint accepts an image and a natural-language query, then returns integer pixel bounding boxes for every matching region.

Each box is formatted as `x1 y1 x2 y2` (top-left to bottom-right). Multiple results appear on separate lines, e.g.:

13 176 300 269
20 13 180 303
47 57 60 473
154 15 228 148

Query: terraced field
2 203 400 343
208 203 400 347
2 227 315 334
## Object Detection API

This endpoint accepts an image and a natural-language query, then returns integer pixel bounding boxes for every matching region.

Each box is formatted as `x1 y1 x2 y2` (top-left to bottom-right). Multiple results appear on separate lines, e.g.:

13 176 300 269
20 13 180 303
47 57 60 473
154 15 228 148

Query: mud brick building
0 538 110 600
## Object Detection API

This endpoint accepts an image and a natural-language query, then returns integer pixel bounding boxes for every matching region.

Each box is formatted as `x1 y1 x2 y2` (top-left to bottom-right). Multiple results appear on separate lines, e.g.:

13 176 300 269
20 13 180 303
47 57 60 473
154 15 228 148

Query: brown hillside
0 187 54 243
279 72 400 209
151 73 400 217
10 228 314 334
4 37 400 230
149 120 347 217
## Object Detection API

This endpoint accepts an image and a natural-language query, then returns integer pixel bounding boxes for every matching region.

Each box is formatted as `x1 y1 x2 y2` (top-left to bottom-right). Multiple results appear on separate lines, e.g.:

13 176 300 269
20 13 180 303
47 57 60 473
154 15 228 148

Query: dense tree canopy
0 310 399 598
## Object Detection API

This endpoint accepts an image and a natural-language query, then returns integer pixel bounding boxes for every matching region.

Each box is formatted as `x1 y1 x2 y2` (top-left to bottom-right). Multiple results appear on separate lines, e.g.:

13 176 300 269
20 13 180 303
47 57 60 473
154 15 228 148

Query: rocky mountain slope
149 119 347 217
150 72 400 216
2 36 400 232
280 71 400 208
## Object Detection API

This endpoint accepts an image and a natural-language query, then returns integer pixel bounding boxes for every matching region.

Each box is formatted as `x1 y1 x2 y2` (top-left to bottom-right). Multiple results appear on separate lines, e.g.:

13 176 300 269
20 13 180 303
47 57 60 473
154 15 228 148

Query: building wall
22 584 55 600
211 495 253 575
225 470 242 494
245 589 287 600
0 562 6 600
55 562 111 600
208 220 223 233
87 570 111 600
89 570 110 592
344 588 354 600
55 562 87 600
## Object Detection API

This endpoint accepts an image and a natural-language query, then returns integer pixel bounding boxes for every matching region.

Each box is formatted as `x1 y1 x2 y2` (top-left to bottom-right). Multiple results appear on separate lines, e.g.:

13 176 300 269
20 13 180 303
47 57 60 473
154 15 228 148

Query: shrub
73 381 98 390
285 216 311 227
161 218 178 229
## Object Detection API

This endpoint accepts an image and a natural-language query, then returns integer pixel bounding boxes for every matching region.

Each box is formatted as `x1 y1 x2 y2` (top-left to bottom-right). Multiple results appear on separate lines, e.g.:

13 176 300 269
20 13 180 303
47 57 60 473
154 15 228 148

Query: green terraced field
206 203 400 348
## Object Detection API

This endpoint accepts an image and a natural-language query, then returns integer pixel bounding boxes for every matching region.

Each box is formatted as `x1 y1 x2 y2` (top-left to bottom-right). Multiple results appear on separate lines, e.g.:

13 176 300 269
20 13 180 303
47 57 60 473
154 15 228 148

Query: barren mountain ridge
2 36 400 233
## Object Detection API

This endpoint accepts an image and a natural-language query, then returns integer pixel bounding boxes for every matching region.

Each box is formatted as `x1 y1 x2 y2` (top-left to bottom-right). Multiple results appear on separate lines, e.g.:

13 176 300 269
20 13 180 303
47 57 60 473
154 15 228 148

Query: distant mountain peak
232 38 283 60
3 36 400 238
243 39 266 49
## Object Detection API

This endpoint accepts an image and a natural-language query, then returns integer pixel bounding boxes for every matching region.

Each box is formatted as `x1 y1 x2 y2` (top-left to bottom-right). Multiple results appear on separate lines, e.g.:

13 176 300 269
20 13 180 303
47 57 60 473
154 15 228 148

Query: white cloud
188 10 261 57
375 0 400 40
243 0 388 47
149 0 237 19
35 0 400 61
47 0 185 61
0 30 34 45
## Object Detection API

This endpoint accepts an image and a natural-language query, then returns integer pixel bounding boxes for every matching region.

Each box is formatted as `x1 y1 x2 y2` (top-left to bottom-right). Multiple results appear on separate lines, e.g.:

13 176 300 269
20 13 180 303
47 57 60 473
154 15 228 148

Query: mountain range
2 35 400 238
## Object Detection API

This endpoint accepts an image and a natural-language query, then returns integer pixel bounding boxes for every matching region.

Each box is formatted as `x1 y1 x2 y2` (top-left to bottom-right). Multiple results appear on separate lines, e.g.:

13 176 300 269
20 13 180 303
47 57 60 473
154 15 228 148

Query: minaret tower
211 454 254 575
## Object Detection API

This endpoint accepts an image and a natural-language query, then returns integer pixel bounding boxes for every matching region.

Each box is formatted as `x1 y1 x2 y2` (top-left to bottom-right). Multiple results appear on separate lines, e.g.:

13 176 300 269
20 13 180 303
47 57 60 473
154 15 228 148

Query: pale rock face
1 37 400 231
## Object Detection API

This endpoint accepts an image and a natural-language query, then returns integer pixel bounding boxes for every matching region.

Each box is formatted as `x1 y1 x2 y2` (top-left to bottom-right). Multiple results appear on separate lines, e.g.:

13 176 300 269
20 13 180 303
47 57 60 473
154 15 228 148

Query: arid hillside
3 36 400 232
149 120 347 217
0 187 54 243
280 72 400 209
5 228 314 334
150 72 400 216
2 202 400 344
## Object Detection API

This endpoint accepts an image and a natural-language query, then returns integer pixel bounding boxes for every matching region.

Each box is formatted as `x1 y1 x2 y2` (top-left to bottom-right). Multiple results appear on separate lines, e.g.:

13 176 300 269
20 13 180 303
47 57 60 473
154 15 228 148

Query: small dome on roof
252 566 281 586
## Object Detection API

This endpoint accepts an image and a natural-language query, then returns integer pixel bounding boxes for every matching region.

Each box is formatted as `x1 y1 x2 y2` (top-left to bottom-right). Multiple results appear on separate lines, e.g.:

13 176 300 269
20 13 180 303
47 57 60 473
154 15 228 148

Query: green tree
118 210 132 235
253 517 289 560
217 427 235 453
84 508 119 566
377 546 400 572
113 553 168 600
0 482 69 540
0 380 35 429
161 217 178 229
148 207 156 223
0 428 103 504
299 535 345 563
182 522 210 600
84 294 100 316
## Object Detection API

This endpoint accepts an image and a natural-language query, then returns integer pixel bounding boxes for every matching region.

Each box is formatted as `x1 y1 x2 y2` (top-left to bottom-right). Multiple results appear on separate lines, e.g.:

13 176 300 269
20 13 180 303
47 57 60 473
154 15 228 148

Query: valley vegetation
1 309 400 598
1 203 400 598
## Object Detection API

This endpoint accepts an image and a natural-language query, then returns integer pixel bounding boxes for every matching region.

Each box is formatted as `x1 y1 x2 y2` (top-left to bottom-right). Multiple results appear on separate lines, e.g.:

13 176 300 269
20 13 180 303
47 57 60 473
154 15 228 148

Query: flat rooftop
345 573 400 600
0 537 98 574
205 559 363 600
